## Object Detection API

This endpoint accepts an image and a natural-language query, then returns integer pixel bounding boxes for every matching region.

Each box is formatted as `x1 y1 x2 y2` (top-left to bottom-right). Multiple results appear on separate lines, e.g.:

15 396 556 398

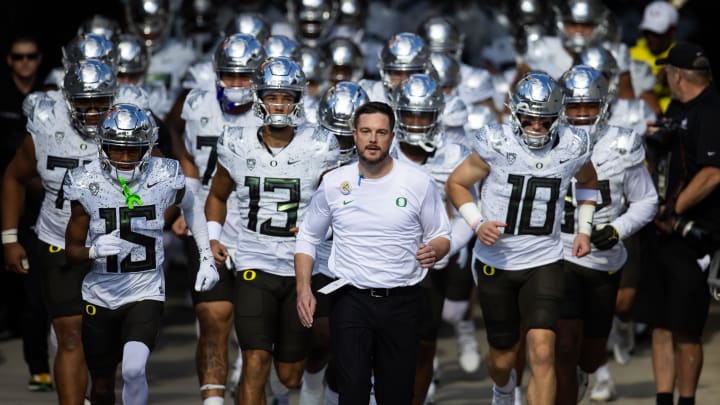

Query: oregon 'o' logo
85 304 97 316
482 264 495 276
242 269 257 281
395 197 407 207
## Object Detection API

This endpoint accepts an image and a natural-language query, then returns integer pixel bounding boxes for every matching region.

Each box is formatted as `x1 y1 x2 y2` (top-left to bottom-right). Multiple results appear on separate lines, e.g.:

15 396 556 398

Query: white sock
202 397 224 405
496 369 516 393
441 299 470 323
299 366 326 404
324 387 339 405
595 363 611 381
121 341 150 405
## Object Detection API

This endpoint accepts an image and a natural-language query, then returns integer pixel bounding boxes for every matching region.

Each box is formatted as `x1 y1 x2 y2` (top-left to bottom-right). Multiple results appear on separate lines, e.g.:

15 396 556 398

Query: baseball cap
656 42 711 70
639 1 678 34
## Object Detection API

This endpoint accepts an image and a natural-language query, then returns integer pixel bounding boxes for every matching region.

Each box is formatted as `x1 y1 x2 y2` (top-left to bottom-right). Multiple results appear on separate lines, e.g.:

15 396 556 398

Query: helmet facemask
68 95 115 138
216 72 254 112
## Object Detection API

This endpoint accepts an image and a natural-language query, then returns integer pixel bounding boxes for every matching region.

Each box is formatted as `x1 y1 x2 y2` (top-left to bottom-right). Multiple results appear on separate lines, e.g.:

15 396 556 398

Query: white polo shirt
296 159 451 288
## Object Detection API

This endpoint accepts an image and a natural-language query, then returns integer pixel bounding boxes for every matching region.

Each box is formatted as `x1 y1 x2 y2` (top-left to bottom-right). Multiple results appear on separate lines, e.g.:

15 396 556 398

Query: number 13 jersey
217 124 340 276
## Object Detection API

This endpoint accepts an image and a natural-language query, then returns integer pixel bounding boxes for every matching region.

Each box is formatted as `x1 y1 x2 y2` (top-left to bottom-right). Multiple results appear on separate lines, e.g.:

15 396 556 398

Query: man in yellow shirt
630 1 679 112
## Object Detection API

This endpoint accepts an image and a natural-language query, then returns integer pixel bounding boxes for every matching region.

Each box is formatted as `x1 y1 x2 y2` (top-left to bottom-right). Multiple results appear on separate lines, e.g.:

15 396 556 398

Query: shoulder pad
24 91 58 121
558 125 591 157
146 158 181 185
185 88 212 112
610 126 645 166
114 84 150 110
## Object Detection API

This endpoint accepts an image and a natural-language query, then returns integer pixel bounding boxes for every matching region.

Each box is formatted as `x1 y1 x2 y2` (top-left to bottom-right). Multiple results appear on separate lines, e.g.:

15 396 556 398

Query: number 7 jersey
217 124 340 276
471 123 592 270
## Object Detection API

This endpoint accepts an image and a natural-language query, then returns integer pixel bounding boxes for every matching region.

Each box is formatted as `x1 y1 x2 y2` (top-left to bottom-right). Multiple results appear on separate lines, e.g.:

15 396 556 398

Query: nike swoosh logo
559 159 571 164
146 180 161 188
342 200 353 205
287 160 300 165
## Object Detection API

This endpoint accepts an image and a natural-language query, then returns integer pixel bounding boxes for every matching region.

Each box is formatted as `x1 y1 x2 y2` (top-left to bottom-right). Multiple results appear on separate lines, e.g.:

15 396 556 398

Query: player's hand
416 243 437 268
194 260 219 292
572 233 592 257
89 231 123 259
4 243 29 274
477 221 506 246
171 214 188 236
590 224 620 250
296 284 316 328
210 240 229 266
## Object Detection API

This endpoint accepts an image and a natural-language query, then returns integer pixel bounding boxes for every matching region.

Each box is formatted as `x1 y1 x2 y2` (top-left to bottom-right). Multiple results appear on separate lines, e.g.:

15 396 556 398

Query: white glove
194 260 219 292
88 230 123 259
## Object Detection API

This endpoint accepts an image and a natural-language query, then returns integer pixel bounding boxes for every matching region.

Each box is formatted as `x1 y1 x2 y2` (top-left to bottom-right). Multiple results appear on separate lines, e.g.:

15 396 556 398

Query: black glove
674 217 713 250
590 224 620 250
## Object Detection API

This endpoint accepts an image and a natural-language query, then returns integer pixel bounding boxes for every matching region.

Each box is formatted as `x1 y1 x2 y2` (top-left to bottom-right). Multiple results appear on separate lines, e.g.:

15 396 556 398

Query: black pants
21 229 50 375
330 286 422 405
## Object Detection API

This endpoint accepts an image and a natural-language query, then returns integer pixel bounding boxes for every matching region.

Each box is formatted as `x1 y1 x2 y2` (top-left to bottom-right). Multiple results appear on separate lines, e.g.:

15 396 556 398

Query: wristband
577 204 596 235
458 202 483 232
186 177 201 195
575 188 598 202
207 221 223 241
1 229 18 245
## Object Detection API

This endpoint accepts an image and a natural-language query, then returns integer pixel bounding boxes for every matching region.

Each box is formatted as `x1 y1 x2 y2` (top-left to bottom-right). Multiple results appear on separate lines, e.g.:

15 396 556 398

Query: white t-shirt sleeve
612 163 658 239
296 181 333 259
419 179 451 244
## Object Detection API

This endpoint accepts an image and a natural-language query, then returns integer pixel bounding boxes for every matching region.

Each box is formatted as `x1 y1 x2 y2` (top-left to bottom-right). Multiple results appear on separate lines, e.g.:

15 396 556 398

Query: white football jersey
562 125 657 271
27 90 98 248
524 36 631 80
114 84 151 110
458 64 495 106
472 123 592 270
629 59 656 95
217 124 340 276
358 79 391 104
182 59 216 91
147 39 198 114
64 158 185 309
182 87 262 248
608 98 656 136
442 94 469 129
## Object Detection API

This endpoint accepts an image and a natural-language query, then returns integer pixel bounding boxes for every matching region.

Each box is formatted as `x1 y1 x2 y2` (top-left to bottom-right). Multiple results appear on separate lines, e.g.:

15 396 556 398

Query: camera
648 115 681 145
674 217 718 255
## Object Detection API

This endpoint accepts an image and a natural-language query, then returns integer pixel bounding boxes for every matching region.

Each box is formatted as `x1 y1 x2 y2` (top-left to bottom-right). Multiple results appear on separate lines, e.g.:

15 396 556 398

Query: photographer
646 42 720 405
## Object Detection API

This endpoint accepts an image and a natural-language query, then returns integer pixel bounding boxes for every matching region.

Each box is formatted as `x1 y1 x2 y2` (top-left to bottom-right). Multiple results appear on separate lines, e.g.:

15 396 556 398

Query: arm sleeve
612 163 658 239
420 180 451 243
177 188 213 263
295 181 333 259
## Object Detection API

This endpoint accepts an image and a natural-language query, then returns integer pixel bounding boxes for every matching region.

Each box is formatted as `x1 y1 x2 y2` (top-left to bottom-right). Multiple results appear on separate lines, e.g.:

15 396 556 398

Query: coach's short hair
352 101 395 131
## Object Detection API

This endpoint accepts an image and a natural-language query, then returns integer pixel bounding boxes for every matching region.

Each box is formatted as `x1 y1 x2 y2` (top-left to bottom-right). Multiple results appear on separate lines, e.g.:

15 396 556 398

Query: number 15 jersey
472 123 592 270
217 124 340 276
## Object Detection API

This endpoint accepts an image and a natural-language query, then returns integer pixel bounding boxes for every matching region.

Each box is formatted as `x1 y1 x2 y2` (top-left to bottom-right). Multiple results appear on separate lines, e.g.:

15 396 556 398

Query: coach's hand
296 285 316 328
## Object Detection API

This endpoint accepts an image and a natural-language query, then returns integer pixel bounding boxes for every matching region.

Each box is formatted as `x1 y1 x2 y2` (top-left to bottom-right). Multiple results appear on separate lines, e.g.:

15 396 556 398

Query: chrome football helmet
222 13 271 44
326 37 364 84
378 32 430 93
417 16 464 59
559 65 609 138
555 0 609 54
317 81 369 163
77 14 122 42
214 34 267 112
252 57 307 127
429 52 460 94
392 73 445 152
578 46 620 99
508 71 564 149
98 103 158 183
125 0 173 52
337 0 367 28
286 0 339 47
62 33 119 71
264 35 301 61
116 33 150 83
63 59 117 138
299 46 330 97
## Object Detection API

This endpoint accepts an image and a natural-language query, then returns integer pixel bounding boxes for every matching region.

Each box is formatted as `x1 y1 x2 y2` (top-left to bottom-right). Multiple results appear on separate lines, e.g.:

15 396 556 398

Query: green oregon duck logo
395 197 407 207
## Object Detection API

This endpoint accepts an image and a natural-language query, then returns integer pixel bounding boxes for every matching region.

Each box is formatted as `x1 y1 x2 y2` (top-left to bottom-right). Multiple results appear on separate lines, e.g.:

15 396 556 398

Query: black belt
346 285 419 298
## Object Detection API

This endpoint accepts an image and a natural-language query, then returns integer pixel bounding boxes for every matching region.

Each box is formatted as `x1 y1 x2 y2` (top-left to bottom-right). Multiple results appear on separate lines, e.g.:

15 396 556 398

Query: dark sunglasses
10 52 40 61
